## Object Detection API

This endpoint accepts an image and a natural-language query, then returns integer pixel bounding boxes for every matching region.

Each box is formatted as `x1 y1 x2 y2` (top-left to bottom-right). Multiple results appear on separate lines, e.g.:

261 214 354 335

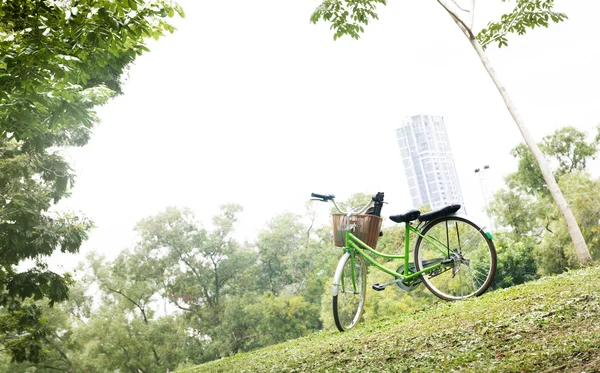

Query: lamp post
474 165 494 230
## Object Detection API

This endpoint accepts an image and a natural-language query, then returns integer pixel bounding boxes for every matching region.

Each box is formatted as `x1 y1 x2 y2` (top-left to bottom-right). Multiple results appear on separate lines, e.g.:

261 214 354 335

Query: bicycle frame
344 222 449 283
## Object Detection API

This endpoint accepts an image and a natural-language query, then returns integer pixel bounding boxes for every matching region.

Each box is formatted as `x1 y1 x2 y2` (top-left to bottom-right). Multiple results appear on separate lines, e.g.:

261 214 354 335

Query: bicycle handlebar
311 193 335 201
311 191 384 216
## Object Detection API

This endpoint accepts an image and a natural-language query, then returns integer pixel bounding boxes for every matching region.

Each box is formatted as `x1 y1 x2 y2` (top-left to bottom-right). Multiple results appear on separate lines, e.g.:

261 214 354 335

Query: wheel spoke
333 254 367 331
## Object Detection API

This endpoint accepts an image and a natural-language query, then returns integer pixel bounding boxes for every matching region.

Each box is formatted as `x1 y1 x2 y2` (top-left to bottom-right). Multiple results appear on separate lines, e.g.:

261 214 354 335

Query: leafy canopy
488 126 600 275
508 126 600 195
310 0 568 49
0 0 183 363
477 0 568 49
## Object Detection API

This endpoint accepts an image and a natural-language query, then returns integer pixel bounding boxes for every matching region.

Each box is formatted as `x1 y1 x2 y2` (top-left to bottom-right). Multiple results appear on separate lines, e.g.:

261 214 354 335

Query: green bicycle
311 192 497 332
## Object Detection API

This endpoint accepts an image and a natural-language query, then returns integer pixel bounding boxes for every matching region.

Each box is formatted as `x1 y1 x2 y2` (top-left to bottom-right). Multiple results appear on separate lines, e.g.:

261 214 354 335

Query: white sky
55 0 600 270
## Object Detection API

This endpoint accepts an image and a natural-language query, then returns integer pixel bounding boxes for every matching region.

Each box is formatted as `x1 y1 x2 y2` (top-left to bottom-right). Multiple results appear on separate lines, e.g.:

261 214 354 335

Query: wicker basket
332 214 383 248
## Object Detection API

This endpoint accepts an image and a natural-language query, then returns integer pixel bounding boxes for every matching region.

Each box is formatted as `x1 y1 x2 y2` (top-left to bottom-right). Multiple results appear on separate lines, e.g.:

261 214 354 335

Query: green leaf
175 4 186 18
310 0 387 40
0 0 179 364
476 0 568 50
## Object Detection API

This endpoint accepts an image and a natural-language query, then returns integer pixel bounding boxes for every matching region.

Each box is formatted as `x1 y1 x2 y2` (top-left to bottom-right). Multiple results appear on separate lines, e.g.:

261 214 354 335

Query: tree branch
119 346 140 373
306 207 316 247
267 260 278 295
151 346 161 365
32 365 69 373
175 249 202 280
169 297 192 311
449 0 470 12
234 333 260 342
480 4 527 49
470 0 476 30
42 336 72 367
210 254 220 306
100 280 149 324
436 0 475 39
69 308 88 325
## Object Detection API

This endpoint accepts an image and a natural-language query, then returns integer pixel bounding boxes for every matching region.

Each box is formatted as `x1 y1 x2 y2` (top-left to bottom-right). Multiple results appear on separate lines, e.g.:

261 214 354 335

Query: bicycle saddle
389 210 421 223
418 204 461 222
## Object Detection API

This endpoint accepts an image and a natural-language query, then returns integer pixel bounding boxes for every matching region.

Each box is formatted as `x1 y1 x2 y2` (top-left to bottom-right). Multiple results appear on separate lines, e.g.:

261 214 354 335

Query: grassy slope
180 266 600 373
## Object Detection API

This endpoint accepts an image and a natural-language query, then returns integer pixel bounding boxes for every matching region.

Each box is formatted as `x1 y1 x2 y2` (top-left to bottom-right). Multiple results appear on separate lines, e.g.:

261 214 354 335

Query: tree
310 0 593 264
490 233 539 289
487 188 546 237
133 205 258 362
214 292 321 357
0 0 183 362
138 205 251 316
0 283 94 373
488 126 600 274
559 173 600 260
540 173 600 270
508 126 600 195
243 211 326 341
78 205 332 365
255 212 307 296
75 307 194 373
84 238 204 373
489 127 599 235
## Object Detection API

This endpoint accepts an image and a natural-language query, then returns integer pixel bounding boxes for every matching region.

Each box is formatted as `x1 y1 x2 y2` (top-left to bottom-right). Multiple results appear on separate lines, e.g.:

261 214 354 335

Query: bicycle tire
332 252 367 332
414 216 496 301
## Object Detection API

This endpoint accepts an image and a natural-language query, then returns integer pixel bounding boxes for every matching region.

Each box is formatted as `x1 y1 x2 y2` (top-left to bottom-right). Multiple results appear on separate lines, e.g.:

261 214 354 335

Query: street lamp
474 165 494 230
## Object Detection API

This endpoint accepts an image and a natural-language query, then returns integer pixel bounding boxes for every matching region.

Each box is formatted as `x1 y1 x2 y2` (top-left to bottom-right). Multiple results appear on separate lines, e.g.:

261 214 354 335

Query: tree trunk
468 37 592 264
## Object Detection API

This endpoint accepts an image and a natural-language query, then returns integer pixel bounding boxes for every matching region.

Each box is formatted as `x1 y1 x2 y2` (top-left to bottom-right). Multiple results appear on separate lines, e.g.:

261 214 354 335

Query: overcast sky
55 0 600 269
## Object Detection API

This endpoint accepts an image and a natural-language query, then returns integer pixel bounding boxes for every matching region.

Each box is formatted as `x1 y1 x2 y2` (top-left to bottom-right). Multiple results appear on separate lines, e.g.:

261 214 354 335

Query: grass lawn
179 265 600 373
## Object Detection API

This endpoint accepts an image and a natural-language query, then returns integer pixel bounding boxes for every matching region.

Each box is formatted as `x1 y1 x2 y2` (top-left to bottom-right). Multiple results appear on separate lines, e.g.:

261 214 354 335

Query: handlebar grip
372 192 385 203
371 192 385 216
311 193 335 201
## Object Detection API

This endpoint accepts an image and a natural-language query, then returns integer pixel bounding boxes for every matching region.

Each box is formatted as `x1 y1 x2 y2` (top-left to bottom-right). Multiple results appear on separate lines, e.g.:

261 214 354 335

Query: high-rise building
396 114 465 212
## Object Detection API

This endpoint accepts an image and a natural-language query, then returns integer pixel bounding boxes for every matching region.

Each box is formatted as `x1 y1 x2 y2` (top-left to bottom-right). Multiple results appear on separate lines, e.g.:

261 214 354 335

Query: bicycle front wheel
332 252 367 332
414 216 496 301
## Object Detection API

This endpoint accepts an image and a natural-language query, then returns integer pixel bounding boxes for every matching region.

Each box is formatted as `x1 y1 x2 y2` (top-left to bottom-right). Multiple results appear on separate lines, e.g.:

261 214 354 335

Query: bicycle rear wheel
332 252 367 332
414 216 496 301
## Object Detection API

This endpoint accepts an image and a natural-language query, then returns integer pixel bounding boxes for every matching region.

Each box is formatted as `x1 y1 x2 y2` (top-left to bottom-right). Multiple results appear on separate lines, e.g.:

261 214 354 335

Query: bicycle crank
396 279 420 292
371 278 421 292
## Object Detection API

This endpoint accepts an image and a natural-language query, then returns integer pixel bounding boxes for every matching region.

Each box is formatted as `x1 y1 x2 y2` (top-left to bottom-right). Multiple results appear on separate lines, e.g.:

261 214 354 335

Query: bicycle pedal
372 283 386 291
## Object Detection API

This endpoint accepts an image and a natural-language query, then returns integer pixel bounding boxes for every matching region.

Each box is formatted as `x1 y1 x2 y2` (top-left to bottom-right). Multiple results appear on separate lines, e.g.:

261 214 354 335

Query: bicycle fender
332 252 351 297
